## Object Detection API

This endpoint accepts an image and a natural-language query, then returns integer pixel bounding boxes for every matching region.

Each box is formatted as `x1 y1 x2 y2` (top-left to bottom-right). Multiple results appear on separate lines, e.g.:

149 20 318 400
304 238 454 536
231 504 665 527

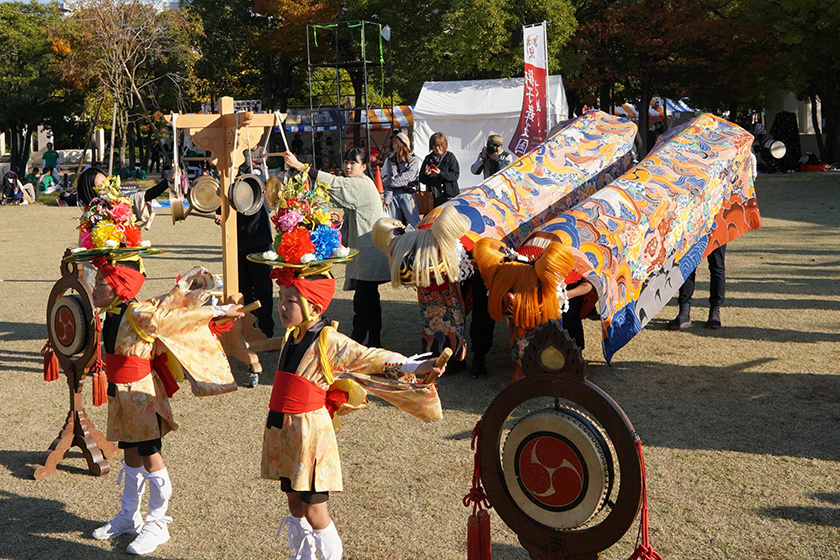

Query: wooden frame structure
167 97 287 370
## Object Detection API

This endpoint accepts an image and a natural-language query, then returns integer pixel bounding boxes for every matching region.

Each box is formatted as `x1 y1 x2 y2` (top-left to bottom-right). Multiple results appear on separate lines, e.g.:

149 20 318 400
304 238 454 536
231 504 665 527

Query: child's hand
414 358 445 380
224 304 245 319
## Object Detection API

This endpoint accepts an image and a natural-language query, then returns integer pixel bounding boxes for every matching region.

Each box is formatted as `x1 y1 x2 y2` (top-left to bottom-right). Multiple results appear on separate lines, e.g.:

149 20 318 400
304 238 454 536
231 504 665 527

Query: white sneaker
126 517 171 555
92 512 143 540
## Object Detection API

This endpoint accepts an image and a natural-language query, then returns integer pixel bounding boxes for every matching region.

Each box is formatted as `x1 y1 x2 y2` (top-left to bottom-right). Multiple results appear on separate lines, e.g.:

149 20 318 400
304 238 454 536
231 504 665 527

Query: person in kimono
263 265 445 560
89 257 243 555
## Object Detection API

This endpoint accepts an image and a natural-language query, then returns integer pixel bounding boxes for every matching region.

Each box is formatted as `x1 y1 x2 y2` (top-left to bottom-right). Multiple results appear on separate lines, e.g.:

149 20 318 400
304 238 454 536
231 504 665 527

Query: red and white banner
509 22 549 156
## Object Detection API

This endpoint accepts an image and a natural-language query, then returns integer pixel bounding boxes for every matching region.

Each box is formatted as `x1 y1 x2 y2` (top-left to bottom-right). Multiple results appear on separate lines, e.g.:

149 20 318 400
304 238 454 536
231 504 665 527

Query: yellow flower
311 207 331 226
91 221 123 248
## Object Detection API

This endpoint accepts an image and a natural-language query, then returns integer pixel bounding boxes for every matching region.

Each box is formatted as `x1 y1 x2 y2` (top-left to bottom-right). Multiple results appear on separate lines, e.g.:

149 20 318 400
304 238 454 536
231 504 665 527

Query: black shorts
280 477 329 504
118 438 163 456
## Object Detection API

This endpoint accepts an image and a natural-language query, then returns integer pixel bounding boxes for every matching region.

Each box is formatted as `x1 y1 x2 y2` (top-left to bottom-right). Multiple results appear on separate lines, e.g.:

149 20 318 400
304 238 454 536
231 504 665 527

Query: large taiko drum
49 294 90 357
502 406 615 529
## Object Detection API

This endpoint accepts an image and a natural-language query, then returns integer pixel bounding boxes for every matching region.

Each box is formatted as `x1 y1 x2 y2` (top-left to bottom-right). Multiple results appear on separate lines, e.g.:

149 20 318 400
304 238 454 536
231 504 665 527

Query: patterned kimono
104 268 237 443
261 322 441 492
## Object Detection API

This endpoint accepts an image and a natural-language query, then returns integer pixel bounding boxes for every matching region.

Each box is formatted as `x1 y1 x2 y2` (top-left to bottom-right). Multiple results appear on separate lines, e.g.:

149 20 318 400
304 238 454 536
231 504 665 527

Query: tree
0 2 71 174
59 0 200 171
754 0 840 163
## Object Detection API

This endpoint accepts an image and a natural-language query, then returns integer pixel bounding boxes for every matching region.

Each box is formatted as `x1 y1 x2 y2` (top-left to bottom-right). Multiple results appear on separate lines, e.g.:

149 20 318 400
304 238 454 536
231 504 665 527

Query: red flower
277 226 315 264
123 224 143 247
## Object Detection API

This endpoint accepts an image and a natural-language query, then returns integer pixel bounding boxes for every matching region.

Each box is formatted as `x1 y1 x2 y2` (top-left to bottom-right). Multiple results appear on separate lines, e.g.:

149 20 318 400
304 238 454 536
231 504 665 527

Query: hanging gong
188 175 222 214
228 173 265 216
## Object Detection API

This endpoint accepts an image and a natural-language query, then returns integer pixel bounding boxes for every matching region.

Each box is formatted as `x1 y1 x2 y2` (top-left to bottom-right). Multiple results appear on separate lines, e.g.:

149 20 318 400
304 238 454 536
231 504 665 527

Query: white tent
413 76 568 190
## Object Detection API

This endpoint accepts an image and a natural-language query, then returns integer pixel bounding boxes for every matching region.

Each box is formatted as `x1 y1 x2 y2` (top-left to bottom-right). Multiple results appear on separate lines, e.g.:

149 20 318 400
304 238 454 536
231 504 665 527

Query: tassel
89 357 108 407
90 316 108 406
464 420 492 560
41 341 60 382
627 439 664 560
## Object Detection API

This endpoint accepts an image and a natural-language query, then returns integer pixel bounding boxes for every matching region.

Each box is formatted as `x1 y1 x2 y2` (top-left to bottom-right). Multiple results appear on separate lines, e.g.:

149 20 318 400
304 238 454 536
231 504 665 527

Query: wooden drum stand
35 254 118 480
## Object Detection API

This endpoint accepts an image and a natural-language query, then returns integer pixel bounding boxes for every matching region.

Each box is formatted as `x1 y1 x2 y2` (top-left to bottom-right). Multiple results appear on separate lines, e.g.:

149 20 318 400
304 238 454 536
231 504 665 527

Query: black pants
351 280 382 346
238 250 275 337
465 272 495 358
561 293 586 350
678 245 726 309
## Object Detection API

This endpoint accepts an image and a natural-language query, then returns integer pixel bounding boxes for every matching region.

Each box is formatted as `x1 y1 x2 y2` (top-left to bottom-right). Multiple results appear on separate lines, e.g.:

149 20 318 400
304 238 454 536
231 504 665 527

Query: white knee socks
313 521 342 560
277 516 315 559
144 468 172 521
119 461 147 519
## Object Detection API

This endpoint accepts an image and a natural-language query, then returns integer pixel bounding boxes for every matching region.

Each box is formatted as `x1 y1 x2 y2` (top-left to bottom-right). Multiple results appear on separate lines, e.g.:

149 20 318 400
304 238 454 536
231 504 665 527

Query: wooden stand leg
34 384 117 480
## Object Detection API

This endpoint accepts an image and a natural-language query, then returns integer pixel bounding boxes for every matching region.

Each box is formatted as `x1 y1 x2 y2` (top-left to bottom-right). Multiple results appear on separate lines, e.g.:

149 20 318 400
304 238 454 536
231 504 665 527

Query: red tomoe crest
515 432 588 511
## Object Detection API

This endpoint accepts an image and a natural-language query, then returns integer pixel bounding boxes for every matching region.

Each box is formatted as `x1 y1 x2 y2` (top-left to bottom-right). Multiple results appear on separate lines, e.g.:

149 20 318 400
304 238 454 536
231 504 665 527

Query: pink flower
79 228 93 249
109 201 133 222
277 209 303 233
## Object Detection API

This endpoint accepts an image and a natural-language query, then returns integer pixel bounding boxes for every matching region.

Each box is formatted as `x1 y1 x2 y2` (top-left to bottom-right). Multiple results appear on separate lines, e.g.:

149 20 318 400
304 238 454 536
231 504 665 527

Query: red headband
270 268 335 313
92 257 145 301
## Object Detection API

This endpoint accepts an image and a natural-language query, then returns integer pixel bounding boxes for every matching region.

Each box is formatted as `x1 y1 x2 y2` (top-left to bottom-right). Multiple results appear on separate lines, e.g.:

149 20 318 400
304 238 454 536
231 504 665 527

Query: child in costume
72 184 244 556
89 258 243 555
262 265 445 560
249 163 446 559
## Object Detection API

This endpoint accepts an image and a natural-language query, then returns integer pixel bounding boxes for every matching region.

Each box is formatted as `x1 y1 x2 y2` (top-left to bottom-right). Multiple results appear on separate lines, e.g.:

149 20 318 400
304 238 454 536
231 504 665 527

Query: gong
49 294 89 357
229 173 265 215
478 321 642 559
188 175 221 214
502 406 615 529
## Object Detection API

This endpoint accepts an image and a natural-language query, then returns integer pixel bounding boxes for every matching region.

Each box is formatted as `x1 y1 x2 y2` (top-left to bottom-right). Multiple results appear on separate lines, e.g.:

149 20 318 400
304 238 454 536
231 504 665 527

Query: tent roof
414 76 567 121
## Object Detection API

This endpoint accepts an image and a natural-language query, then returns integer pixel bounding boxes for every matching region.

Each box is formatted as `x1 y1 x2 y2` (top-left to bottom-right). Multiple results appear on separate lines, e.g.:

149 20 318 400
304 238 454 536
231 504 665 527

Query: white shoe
126 517 171 555
92 512 143 540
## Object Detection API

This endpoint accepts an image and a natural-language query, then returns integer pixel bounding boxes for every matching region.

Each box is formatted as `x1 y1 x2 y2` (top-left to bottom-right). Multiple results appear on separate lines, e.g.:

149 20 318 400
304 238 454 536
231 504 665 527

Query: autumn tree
0 2 76 174
60 0 200 170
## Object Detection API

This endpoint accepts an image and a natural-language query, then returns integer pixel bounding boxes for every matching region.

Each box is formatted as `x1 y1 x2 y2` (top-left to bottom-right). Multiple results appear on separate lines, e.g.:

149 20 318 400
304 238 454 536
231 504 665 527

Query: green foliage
0 2 76 172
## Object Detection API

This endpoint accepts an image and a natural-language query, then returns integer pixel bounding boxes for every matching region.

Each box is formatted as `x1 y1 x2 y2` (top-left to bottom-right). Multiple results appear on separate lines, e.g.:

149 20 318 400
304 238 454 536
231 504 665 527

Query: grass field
0 172 838 559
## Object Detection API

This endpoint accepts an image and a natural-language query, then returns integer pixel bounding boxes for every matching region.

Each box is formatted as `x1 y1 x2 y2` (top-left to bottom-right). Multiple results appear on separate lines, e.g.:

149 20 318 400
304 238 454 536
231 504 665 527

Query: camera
486 143 499 155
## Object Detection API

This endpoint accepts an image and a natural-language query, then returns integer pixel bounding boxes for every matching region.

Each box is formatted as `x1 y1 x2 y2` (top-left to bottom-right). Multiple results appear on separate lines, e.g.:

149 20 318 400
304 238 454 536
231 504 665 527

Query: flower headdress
254 166 354 268
67 175 163 262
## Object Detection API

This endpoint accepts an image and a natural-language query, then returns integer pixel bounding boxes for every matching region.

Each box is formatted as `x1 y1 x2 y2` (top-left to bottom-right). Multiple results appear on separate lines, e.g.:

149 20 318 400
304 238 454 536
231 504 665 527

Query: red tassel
89 358 108 407
464 420 492 560
627 439 664 560
90 317 108 406
41 341 60 382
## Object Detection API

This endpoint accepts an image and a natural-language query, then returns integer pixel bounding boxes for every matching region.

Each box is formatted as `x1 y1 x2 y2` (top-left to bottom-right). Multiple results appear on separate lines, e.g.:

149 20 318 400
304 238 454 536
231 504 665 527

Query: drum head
229 173 264 216
502 406 614 529
49 294 90 356
764 139 786 159
188 175 221 213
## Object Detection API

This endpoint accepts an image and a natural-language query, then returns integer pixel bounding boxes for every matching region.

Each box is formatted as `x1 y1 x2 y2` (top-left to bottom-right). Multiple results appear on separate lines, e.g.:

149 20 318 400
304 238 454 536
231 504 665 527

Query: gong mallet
423 347 453 384
215 300 261 325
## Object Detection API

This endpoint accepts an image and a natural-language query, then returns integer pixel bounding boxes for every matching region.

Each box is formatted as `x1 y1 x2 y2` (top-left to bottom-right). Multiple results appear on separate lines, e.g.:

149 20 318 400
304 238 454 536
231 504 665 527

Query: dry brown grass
1 172 839 560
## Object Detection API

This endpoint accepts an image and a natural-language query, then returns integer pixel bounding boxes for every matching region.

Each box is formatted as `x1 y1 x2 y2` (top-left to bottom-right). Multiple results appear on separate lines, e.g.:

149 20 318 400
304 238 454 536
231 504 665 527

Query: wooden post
167 98 288 370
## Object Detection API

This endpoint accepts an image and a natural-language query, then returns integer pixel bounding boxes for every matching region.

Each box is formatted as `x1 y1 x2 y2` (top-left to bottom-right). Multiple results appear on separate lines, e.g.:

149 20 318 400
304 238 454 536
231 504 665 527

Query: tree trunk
822 90 837 165
810 94 825 160
135 120 145 171
638 85 652 155
128 121 137 170
599 83 611 115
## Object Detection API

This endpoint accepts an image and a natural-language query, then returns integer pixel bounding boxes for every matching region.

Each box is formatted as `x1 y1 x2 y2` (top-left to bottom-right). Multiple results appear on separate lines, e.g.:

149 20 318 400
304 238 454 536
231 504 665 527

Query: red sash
269 370 348 418
105 353 180 398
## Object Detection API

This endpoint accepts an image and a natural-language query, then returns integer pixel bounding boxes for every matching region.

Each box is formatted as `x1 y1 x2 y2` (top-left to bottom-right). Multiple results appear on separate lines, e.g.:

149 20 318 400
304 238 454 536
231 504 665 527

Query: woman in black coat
419 132 460 207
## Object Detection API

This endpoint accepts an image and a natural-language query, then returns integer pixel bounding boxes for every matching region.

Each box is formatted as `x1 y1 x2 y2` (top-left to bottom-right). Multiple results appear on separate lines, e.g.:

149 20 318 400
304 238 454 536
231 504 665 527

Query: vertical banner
509 22 549 156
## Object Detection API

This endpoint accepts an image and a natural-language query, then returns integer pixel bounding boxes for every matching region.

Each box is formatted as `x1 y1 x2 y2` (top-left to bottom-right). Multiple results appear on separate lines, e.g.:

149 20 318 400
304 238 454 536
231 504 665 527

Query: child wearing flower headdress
263 265 445 560
88 256 244 555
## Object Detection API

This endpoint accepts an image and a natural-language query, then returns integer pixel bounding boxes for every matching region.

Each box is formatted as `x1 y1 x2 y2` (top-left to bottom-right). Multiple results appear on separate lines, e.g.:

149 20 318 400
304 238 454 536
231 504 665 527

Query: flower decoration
277 226 316 264
266 166 349 264
77 180 146 251
310 225 340 261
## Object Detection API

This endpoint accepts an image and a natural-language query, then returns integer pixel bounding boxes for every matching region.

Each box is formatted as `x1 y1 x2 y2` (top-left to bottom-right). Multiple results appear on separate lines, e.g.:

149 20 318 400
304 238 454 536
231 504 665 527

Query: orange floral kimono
261 325 442 492
105 267 237 443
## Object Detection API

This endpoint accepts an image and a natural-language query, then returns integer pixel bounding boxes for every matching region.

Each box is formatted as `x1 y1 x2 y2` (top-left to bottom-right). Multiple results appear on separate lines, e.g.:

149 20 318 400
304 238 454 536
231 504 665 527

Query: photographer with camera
381 132 421 227
470 134 514 179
